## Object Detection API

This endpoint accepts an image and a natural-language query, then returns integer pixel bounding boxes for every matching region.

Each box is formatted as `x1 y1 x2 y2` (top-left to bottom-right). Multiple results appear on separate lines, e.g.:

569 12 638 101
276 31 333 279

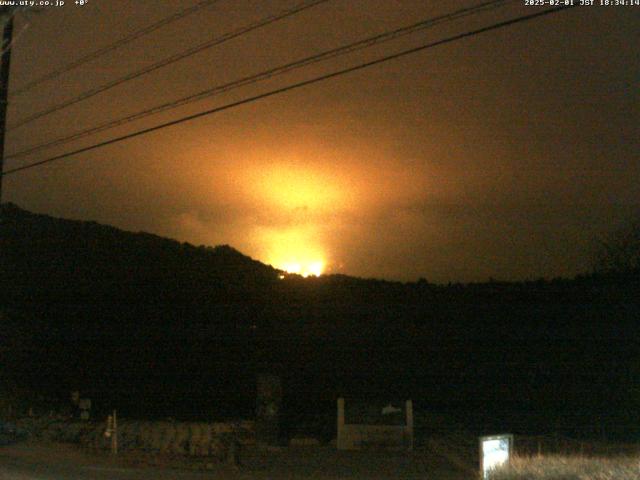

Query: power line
8 0 330 130
1 5 576 178
7 0 514 161
11 0 222 97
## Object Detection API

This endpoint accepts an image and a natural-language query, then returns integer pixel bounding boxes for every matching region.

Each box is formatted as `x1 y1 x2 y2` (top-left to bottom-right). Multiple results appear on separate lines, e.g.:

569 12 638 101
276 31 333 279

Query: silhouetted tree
594 217 640 274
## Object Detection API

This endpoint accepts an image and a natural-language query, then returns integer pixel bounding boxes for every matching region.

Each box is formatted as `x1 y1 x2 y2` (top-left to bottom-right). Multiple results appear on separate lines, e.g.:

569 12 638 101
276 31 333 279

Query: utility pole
0 7 14 205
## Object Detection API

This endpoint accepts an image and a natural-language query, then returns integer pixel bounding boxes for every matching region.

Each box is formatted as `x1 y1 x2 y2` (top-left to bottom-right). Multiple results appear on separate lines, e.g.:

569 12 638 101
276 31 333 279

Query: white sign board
480 434 513 479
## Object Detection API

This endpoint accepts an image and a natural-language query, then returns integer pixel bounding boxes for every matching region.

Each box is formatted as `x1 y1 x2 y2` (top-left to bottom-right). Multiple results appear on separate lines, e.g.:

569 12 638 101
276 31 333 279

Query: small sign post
479 434 513 479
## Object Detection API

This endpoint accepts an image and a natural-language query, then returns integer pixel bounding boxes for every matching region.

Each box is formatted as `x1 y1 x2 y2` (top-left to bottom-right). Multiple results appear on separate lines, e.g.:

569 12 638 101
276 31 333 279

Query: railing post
405 400 413 451
337 397 345 450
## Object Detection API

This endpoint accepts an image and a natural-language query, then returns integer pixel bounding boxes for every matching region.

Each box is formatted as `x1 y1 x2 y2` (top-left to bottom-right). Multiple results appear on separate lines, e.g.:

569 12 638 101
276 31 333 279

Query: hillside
1 202 280 305
1 204 639 439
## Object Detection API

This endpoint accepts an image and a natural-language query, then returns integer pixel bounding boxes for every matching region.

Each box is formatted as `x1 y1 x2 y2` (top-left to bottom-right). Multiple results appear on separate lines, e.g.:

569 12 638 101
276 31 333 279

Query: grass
427 434 640 479
491 454 640 480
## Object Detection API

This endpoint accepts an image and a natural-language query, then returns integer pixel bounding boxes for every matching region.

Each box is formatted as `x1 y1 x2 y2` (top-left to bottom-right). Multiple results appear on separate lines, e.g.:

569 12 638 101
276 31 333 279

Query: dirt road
0 442 468 479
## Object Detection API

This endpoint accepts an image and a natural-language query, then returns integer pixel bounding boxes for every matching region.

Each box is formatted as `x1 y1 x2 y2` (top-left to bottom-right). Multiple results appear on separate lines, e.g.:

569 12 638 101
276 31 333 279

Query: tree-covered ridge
1 203 638 439
1 202 280 304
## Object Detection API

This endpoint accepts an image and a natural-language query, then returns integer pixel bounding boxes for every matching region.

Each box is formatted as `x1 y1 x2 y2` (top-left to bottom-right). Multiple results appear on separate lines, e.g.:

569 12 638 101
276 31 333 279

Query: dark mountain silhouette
1 202 279 305
1 203 639 439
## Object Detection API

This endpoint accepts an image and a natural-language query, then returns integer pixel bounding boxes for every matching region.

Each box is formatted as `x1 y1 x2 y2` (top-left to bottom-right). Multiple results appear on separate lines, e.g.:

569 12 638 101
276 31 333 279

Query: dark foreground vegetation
1 203 639 441
493 455 640 480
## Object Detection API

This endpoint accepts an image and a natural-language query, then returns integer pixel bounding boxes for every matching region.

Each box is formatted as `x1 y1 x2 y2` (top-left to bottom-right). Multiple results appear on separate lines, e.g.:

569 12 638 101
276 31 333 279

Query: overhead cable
7 0 514 161
11 0 223 97
8 0 330 129
1 5 576 177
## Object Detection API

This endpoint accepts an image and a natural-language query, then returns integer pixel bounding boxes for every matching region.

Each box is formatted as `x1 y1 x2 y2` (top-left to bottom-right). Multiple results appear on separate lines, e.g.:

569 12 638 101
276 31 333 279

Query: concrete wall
337 398 413 450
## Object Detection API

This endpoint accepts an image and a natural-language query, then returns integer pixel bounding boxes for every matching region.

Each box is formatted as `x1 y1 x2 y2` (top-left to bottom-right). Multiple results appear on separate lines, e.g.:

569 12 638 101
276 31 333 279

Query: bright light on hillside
281 260 324 277
261 226 327 278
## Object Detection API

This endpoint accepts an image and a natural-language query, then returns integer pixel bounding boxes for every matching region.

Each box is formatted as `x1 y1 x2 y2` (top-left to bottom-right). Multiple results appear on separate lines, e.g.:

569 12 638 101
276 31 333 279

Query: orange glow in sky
241 161 343 276
6 1 635 284
243 162 345 211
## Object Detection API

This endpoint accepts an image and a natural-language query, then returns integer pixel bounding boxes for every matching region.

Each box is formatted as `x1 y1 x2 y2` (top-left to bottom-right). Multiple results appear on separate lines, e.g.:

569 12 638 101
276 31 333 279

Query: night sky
3 0 639 282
